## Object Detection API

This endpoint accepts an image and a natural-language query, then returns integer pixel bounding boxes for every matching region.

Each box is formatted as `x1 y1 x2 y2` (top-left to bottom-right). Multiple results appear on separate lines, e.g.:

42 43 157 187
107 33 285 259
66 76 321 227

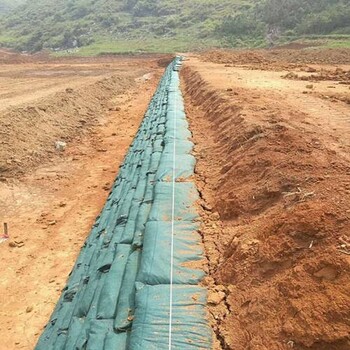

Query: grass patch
53 36 221 56
322 40 350 48
0 34 17 44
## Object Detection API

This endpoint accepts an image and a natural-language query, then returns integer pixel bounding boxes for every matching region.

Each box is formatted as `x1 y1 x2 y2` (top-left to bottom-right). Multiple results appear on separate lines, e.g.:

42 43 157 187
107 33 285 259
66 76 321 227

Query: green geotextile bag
96 244 131 319
148 182 199 222
163 139 194 155
59 319 129 350
114 249 142 330
137 221 204 285
155 154 196 181
130 283 212 350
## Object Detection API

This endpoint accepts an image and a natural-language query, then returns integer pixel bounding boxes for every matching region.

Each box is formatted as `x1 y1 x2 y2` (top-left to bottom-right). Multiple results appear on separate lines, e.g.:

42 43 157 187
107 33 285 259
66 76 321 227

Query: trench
35 58 213 350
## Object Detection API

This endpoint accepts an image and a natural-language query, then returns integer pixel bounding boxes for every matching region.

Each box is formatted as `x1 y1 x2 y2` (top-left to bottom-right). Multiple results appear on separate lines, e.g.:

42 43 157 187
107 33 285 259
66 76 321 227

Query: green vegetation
0 0 25 15
217 0 350 47
0 0 349 54
0 0 238 53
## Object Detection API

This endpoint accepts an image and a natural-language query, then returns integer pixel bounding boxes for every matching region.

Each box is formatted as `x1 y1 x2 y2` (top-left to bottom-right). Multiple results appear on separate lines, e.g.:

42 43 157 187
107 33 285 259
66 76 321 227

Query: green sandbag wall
35 57 212 350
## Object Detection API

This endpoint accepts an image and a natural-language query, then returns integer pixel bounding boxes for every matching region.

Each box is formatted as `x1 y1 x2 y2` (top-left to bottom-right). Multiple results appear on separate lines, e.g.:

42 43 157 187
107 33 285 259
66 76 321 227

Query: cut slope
182 63 350 350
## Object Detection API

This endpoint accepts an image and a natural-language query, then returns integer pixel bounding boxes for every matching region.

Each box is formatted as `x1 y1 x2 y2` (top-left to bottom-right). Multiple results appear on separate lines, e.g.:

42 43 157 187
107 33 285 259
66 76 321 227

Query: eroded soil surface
0 51 168 349
182 50 350 350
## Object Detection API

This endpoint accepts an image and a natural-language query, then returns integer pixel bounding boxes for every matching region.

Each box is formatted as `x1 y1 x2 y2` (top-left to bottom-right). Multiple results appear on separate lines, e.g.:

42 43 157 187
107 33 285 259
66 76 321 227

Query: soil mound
182 66 350 350
203 48 350 68
0 76 134 178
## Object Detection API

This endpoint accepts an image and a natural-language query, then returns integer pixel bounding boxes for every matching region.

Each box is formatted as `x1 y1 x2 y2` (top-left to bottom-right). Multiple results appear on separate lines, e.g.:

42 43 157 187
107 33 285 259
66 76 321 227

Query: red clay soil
181 60 350 350
202 48 350 70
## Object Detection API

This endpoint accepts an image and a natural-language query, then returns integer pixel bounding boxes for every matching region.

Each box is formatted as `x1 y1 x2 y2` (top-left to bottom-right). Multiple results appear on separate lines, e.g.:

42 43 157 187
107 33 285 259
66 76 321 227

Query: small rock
305 66 316 73
211 212 220 220
227 88 233 92
208 291 226 306
306 84 314 89
284 72 298 79
26 306 33 313
202 202 212 211
215 285 227 293
9 242 16 248
55 141 67 152
65 88 74 93
48 220 56 226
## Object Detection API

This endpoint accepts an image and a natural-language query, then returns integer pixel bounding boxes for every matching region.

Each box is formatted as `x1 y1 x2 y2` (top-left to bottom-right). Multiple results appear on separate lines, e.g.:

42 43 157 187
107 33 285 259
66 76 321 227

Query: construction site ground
0 48 349 350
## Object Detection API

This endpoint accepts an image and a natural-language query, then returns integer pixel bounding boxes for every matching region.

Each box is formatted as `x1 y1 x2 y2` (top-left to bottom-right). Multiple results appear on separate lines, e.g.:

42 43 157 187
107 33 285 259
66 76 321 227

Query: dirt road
0 53 166 349
182 51 350 350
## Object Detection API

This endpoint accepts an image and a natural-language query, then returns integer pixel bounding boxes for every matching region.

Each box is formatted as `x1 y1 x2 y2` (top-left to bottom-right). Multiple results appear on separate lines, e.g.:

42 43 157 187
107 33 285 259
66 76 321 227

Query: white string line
168 70 178 350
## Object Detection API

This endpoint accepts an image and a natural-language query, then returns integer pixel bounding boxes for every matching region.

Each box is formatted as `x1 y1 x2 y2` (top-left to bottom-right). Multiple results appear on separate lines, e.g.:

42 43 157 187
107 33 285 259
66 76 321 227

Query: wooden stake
4 223 8 238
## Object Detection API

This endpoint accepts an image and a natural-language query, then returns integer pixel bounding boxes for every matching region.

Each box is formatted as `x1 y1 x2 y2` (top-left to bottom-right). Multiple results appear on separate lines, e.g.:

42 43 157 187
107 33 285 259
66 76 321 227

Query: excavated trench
35 58 214 350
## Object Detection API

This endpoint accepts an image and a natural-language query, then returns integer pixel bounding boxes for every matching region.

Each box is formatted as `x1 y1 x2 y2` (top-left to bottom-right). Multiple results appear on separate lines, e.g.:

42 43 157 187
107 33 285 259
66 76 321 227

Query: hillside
0 0 242 53
0 0 25 15
217 0 350 47
0 0 349 54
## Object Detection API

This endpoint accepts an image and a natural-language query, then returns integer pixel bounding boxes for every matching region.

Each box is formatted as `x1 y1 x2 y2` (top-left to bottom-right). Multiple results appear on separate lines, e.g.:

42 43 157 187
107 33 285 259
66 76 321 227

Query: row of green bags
36 57 212 350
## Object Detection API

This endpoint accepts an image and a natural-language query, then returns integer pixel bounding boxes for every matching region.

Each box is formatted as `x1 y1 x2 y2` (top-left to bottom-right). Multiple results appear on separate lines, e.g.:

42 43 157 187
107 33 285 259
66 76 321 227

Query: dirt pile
282 67 350 83
0 75 134 178
182 67 350 350
203 50 268 65
0 48 49 64
203 48 350 69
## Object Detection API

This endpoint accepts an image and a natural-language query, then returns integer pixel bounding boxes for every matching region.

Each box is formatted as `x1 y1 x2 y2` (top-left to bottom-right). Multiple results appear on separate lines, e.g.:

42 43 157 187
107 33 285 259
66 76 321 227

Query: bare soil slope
203 48 350 67
182 50 350 350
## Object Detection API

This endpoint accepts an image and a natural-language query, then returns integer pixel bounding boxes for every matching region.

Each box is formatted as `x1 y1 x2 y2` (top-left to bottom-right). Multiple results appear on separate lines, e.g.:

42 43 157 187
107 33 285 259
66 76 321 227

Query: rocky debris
55 141 67 152
26 306 33 313
9 240 25 248
304 66 317 73
208 291 226 306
